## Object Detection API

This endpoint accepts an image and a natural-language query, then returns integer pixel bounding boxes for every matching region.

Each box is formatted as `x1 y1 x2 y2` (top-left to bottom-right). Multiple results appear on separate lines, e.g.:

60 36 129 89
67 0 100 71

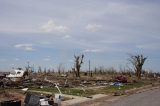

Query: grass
0 77 158 103
29 87 97 97
28 81 147 97
98 81 147 94
1 79 153 98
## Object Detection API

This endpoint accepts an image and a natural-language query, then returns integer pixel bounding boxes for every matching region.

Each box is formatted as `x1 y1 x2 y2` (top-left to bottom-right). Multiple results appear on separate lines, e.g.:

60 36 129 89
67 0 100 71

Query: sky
0 0 160 72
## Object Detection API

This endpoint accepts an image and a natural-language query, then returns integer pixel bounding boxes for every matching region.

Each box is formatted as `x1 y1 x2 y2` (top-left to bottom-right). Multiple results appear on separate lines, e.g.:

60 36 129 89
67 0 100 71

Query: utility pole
89 60 90 72
26 61 31 75
89 60 92 77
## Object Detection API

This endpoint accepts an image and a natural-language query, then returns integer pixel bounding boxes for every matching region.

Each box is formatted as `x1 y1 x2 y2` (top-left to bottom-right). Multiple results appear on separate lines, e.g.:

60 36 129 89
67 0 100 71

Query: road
102 88 160 106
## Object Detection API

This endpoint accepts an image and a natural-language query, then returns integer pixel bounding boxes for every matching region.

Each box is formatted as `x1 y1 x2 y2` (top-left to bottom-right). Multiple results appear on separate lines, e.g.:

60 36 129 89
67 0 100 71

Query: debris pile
0 90 24 106
0 100 21 106
115 76 127 83
24 92 55 106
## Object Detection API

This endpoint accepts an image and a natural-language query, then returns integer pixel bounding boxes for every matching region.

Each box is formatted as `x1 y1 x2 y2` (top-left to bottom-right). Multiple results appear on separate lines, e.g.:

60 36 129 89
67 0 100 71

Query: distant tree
23 70 29 78
44 67 47 74
90 71 93 77
73 54 84 77
47 69 51 74
38 66 42 73
128 54 147 80
24 67 29 76
98 66 104 75
57 63 63 75
94 67 97 74
25 61 34 75
52 69 55 73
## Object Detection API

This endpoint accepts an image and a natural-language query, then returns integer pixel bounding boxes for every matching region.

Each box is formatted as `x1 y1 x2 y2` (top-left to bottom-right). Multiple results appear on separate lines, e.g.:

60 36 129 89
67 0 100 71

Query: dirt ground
0 89 25 103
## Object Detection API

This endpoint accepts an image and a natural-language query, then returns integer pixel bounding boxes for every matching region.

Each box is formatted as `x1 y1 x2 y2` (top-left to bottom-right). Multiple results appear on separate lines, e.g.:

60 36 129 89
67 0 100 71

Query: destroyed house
0 72 10 79
6 69 25 78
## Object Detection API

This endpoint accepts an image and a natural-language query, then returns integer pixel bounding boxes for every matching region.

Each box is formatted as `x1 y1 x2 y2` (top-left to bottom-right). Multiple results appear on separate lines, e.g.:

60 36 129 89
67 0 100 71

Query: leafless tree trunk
38 66 42 73
128 54 147 80
57 63 63 75
73 54 84 77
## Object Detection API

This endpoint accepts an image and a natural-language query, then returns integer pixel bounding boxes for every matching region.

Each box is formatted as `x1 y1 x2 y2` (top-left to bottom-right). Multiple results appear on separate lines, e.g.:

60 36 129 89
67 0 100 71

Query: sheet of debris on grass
0 89 25 101
1 68 160 106
0 89 58 106
0 89 25 106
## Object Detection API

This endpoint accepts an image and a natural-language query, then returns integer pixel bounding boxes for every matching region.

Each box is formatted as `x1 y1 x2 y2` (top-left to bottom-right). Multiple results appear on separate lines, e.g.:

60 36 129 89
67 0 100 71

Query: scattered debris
6 68 25 78
1 66 159 106
22 88 28 92
115 76 127 83
61 74 67 77
0 80 4 88
81 80 91 85
86 96 93 98
0 72 10 79
95 80 109 86
113 92 121 96
0 100 21 106
24 84 64 106
24 92 54 106
110 82 124 86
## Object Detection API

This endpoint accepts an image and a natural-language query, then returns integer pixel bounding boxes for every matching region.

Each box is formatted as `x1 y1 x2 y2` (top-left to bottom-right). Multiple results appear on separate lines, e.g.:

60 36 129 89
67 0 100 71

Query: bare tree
25 61 32 76
44 67 47 74
38 66 42 73
128 54 147 80
47 69 51 74
73 54 84 77
57 63 64 75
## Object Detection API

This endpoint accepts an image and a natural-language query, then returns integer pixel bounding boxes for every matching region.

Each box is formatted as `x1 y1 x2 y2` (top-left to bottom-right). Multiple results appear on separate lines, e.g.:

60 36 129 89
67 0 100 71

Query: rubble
115 76 127 83
0 72 10 79
7 68 25 78
24 92 55 106
110 82 124 86
1 67 159 106
0 100 21 106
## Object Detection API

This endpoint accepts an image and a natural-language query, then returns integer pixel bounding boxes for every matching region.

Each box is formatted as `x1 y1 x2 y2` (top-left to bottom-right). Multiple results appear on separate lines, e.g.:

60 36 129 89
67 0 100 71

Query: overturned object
24 93 54 106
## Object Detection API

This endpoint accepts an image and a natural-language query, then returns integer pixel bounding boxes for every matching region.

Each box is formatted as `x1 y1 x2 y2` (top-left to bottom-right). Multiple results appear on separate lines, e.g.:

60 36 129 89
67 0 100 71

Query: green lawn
29 87 97 97
2 80 152 98
28 81 146 96
99 81 146 94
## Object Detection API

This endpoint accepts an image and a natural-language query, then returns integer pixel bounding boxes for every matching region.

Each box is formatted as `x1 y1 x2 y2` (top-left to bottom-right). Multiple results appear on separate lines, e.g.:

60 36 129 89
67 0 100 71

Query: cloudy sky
0 0 160 71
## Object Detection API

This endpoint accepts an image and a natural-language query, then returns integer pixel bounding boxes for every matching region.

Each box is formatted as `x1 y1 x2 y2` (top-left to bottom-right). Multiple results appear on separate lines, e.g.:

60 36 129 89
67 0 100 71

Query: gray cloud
0 0 160 71
14 44 35 51
40 20 69 33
